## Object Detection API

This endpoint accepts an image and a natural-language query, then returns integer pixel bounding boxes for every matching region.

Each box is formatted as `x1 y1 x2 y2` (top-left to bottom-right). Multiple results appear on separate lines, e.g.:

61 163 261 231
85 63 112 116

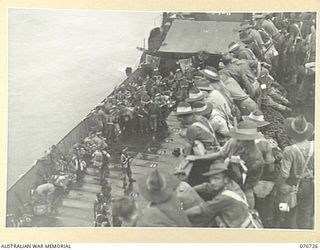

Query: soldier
179 78 190 101
120 148 135 189
137 168 191 227
195 79 233 143
185 161 263 228
136 102 149 134
194 51 210 70
104 111 116 143
281 24 306 86
148 100 161 133
228 42 257 61
231 58 262 106
186 120 267 209
242 110 277 227
239 24 265 62
254 13 282 49
93 185 112 227
219 74 259 116
259 74 292 117
154 93 166 127
149 78 160 98
91 107 104 133
175 101 219 186
239 22 265 51
296 25 316 107
277 115 314 229
220 53 255 100
70 151 86 183
100 149 111 185
92 145 104 182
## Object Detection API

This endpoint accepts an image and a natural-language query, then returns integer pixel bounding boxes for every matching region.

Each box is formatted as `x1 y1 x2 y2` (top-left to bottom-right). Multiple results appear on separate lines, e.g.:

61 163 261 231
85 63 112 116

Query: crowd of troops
11 12 315 229
108 12 315 229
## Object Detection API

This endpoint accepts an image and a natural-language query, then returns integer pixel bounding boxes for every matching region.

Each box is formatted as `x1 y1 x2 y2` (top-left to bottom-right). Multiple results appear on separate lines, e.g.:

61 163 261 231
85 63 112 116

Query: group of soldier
23 12 316 229
89 70 176 142
103 12 315 229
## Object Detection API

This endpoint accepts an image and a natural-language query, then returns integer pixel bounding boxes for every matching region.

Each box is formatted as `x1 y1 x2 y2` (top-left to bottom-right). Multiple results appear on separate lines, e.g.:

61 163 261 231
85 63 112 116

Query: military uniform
220 62 255 99
279 141 314 229
185 116 220 186
221 76 258 117
237 47 257 60
196 180 260 228
121 151 134 188
148 102 160 132
232 59 261 105
94 193 112 227
136 105 149 134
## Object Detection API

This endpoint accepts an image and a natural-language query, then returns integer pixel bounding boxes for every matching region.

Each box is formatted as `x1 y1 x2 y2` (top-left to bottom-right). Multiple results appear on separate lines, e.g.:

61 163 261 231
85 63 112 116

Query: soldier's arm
186 151 223 161
186 138 231 161
198 195 231 218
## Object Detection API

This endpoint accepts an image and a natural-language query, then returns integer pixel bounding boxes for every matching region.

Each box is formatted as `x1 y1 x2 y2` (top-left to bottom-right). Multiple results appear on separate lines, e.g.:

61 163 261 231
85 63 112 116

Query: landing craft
6 12 252 227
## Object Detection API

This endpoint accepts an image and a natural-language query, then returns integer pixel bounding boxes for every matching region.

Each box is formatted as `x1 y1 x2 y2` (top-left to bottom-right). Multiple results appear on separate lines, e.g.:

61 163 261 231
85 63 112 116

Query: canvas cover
159 19 240 54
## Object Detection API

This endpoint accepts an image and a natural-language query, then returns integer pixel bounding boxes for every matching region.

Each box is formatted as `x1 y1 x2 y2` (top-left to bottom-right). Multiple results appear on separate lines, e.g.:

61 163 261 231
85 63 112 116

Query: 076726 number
300 244 318 249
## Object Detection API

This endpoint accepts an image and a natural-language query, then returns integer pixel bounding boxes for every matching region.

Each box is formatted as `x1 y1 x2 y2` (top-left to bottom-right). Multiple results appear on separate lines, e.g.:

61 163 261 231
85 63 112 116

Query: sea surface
8 9 161 187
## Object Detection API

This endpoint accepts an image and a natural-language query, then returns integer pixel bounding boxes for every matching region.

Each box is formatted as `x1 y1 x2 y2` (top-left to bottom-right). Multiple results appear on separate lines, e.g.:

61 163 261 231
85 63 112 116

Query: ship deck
49 84 314 227
51 112 185 227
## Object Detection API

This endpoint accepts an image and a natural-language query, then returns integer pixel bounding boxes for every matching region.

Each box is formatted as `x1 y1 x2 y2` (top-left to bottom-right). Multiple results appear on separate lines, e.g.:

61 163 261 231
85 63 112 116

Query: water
8 9 161 187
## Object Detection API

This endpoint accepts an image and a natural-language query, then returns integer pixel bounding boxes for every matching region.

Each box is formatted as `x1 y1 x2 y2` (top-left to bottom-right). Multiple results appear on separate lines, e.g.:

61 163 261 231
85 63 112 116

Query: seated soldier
186 120 267 209
185 161 263 228
175 101 220 186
